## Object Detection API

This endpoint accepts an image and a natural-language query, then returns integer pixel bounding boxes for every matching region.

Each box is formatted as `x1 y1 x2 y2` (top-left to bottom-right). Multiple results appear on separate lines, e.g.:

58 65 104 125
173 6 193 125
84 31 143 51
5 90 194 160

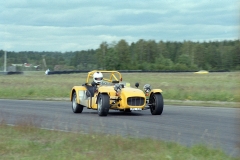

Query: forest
0 39 239 71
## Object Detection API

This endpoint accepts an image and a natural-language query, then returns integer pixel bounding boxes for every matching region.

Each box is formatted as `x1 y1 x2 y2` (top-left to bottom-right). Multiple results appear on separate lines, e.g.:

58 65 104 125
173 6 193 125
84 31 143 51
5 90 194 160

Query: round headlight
114 83 121 92
143 84 151 93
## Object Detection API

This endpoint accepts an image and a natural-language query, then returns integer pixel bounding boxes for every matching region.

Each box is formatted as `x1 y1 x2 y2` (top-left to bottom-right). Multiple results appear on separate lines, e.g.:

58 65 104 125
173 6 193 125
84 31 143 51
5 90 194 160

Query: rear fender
70 86 87 103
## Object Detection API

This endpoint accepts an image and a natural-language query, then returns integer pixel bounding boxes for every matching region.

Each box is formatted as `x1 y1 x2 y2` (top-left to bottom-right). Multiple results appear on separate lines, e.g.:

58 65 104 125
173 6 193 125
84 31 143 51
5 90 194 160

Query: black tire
149 93 164 115
97 94 110 116
72 92 84 113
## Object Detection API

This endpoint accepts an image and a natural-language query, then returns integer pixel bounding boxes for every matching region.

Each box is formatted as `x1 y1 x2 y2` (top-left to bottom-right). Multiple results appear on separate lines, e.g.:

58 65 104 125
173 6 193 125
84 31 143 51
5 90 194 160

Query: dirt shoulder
164 99 239 108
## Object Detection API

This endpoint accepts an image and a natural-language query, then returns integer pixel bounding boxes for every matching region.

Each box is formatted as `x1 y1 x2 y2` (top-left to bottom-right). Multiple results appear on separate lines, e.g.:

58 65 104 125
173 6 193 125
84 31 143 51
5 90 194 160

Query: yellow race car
70 70 164 116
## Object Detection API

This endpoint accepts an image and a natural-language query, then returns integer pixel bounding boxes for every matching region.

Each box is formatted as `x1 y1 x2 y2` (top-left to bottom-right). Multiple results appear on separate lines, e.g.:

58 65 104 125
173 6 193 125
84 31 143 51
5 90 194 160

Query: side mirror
135 82 139 88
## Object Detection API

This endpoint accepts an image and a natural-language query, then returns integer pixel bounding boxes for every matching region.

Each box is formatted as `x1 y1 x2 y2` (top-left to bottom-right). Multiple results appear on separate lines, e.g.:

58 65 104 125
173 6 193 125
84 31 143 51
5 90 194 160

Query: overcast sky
0 0 239 52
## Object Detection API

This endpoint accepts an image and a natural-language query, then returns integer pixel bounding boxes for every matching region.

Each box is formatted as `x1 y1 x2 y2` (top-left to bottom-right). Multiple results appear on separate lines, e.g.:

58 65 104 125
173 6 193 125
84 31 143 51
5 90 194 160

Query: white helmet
93 71 103 84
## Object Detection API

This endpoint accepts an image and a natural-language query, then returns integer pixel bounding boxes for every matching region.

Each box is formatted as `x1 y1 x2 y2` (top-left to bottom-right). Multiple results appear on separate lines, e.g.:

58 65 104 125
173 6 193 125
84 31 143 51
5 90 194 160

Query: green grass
0 123 236 160
122 72 240 102
0 71 239 104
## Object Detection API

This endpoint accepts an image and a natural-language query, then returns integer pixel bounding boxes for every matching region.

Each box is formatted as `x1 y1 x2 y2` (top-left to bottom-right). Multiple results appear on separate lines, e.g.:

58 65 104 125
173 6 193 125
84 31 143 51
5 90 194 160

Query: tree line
0 39 239 71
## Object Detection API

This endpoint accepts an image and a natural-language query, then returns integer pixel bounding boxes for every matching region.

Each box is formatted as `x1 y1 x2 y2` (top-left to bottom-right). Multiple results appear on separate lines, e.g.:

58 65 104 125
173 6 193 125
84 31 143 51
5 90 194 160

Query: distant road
0 99 239 157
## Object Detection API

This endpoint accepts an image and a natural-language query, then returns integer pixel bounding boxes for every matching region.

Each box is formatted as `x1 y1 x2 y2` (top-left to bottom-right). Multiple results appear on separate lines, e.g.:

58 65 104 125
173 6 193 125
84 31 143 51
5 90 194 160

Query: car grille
127 97 145 106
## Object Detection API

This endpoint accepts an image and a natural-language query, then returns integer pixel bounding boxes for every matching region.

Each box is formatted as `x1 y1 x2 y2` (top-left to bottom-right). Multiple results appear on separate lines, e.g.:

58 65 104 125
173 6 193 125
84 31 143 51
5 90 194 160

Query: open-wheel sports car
70 70 164 116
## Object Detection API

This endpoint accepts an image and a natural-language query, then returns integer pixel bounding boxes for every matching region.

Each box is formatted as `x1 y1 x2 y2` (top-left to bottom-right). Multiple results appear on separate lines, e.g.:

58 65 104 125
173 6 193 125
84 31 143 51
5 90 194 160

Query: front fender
150 89 163 95
98 86 115 95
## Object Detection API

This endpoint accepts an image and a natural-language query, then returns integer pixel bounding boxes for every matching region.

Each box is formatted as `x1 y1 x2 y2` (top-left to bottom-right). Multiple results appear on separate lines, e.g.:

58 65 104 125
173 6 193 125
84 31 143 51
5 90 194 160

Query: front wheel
149 93 164 115
72 92 84 113
97 94 110 116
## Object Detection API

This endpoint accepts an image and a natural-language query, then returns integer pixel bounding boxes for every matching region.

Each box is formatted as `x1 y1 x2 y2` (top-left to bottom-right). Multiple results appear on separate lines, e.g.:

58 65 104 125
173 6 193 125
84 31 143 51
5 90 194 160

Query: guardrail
0 70 231 75
47 70 89 75
0 71 23 75
46 70 230 75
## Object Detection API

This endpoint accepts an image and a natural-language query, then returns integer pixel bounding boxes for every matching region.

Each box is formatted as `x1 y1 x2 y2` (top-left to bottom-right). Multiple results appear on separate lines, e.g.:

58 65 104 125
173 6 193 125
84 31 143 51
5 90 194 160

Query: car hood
122 87 143 93
121 87 145 97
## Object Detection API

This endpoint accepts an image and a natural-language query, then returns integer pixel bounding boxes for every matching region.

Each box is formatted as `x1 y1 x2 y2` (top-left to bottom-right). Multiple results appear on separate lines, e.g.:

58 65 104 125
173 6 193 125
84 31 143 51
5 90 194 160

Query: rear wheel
72 92 83 113
149 93 163 115
97 94 110 116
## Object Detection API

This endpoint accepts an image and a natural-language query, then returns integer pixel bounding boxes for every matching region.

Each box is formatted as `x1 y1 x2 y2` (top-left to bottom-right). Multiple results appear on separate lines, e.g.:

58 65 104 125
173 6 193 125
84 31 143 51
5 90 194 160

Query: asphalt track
0 99 239 157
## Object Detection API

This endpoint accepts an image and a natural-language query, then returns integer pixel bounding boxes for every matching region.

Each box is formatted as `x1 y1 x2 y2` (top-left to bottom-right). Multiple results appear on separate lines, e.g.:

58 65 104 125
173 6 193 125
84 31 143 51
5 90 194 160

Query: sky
0 0 239 52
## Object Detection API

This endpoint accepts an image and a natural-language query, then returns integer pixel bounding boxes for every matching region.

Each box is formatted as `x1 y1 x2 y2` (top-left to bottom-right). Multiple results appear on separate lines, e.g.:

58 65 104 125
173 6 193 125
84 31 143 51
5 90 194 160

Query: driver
92 71 103 86
85 71 103 97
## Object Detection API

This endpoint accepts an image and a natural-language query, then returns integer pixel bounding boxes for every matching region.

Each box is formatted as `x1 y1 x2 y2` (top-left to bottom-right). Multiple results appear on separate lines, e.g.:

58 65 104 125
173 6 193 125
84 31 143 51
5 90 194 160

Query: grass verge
1 71 239 107
0 123 237 160
123 72 240 103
